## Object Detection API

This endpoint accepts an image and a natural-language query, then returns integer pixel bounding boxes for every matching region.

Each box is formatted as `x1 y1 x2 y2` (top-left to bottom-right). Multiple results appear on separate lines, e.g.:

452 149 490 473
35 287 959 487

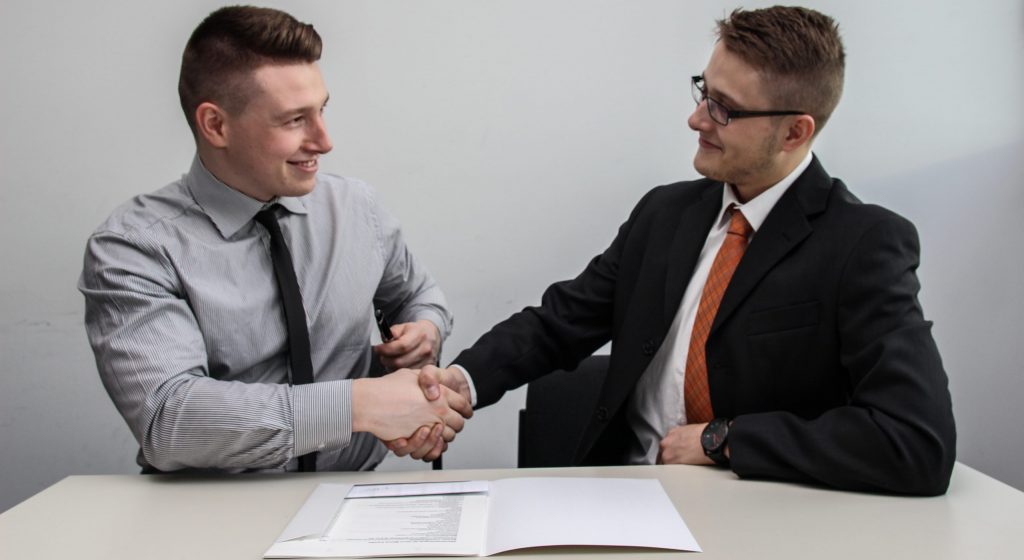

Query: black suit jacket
455 157 956 495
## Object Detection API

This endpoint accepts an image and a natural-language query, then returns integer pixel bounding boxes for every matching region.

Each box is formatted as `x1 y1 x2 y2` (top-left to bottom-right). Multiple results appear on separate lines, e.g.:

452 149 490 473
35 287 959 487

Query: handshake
356 318 472 461
352 365 473 462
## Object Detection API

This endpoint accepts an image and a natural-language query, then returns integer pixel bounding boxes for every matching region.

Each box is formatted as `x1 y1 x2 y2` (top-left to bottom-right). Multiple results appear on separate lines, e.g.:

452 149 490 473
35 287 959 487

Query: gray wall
2 0 1021 512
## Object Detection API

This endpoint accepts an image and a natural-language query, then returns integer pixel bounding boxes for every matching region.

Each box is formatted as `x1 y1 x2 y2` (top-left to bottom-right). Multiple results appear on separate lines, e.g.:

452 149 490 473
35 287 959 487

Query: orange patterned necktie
683 205 753 424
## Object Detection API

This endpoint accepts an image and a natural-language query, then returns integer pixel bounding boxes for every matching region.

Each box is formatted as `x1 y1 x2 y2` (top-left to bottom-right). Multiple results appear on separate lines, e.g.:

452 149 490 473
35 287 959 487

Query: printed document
265 477 700 557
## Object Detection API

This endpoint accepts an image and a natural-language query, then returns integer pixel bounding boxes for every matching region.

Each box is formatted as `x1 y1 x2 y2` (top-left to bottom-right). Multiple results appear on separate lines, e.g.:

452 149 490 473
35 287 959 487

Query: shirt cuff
450 364 478 408
291 380 352 457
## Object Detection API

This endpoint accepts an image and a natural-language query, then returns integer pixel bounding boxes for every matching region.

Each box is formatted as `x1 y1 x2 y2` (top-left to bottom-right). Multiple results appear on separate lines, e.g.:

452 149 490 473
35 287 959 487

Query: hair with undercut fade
716 5 845 135
178 5 322 137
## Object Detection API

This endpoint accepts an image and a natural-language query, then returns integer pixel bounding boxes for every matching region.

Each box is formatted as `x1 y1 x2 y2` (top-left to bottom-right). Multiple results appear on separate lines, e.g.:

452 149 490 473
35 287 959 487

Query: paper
265 477 701 558
484 477 697 555
322 492 488 557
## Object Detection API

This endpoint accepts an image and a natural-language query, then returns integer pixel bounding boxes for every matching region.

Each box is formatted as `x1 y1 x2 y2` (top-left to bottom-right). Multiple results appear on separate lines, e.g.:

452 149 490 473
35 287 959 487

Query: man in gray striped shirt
79 6 468 473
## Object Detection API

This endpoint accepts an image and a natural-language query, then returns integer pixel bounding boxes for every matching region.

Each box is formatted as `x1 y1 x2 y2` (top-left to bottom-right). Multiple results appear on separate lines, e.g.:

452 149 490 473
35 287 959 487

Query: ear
194 102 230 149
781 114 816 152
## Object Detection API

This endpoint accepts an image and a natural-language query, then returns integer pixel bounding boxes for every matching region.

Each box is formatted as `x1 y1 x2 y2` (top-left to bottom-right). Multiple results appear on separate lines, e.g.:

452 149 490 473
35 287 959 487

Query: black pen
375 308 394 342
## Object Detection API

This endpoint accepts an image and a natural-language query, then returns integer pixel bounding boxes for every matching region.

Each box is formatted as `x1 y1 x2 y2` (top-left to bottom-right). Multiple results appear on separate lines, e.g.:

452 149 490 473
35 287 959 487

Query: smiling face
687 43 798 200
201 62 333 202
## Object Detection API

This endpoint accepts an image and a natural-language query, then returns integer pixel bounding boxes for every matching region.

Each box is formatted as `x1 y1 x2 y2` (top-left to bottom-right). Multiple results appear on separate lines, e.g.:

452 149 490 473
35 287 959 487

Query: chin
284 178 318 197
291 185 317 198
692 157 721 182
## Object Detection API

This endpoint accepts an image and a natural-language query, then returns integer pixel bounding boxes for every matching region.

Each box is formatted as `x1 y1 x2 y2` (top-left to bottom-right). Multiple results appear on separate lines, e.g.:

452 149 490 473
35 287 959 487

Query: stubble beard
694 132 780 188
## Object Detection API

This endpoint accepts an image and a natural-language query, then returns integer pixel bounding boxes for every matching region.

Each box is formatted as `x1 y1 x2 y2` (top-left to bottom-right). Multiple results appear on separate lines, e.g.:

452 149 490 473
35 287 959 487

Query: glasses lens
692 77 729 126
706 97 729 126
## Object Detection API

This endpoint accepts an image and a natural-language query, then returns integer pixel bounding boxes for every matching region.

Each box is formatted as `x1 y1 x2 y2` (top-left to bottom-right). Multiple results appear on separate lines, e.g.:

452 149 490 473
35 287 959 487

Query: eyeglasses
691 75 804 126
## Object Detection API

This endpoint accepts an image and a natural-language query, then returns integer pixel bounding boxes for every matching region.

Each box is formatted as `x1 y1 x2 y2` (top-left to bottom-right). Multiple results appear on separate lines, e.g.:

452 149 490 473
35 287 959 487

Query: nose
687 100 712 132
306 114 333 154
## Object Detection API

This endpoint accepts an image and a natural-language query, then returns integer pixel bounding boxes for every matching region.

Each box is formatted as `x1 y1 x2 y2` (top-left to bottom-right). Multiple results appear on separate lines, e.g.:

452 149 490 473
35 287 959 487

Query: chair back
517 355 609 468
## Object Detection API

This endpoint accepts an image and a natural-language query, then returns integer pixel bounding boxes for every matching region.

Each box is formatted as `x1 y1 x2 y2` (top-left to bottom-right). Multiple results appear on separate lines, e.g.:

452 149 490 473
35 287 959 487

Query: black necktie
255 207 317 472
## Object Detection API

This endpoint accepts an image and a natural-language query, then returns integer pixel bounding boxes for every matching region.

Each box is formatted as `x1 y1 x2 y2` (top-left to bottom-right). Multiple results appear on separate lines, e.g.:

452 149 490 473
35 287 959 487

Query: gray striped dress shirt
79 156 452 473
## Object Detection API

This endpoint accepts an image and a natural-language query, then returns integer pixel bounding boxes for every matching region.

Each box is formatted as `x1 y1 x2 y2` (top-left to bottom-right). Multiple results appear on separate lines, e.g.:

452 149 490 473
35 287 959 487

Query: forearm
455 278 613 407
730 394 955 496
84 287 354 471
728 319 955 494
139 374 352 471
452 188 665 407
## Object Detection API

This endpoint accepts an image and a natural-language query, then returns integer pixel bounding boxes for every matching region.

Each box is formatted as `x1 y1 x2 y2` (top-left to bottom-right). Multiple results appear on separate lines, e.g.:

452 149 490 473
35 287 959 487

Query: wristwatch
701 417 732 466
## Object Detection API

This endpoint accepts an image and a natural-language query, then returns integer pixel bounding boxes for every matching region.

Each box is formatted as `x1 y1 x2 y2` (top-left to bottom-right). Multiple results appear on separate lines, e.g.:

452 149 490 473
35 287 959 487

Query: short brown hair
178 5 322 136
716 6 845 134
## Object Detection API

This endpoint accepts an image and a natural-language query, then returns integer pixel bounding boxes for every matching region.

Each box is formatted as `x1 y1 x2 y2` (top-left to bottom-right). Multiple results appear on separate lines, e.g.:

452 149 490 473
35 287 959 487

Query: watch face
702 419 727 451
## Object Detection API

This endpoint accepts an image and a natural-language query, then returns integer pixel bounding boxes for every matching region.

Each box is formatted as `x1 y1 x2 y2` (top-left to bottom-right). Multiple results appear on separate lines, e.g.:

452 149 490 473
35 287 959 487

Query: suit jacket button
596 407 609 421
642 339 657 355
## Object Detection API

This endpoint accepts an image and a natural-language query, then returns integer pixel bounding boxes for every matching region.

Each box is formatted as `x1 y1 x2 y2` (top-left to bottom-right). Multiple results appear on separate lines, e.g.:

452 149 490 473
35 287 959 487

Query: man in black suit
394 6 956 495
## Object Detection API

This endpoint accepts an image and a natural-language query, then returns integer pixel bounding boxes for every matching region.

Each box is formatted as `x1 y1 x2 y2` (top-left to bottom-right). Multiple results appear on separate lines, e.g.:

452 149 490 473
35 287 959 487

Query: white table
1 463 1020 559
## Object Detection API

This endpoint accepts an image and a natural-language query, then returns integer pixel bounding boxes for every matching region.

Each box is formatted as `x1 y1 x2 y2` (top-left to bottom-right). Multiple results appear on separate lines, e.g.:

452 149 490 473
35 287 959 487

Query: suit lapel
710 157 832 334
663 184 722 330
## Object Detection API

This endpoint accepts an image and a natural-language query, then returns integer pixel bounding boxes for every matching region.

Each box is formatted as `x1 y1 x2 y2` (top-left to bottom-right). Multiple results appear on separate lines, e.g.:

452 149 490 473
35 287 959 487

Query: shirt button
596 407 610 421
642 339 658 355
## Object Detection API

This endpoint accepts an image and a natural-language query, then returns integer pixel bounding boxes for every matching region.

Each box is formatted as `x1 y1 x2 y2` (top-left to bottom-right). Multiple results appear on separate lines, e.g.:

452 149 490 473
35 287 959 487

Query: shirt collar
718 150 814 234
185 156 309 239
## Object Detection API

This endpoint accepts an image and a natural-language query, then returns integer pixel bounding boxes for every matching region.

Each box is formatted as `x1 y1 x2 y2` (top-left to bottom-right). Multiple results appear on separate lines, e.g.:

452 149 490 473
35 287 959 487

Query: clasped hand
352 366 472 461
366 320 473 461
381 365 473 462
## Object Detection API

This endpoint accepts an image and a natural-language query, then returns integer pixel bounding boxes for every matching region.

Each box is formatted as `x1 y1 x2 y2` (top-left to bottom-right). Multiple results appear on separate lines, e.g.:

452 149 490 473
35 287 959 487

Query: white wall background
1 0 1021 512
